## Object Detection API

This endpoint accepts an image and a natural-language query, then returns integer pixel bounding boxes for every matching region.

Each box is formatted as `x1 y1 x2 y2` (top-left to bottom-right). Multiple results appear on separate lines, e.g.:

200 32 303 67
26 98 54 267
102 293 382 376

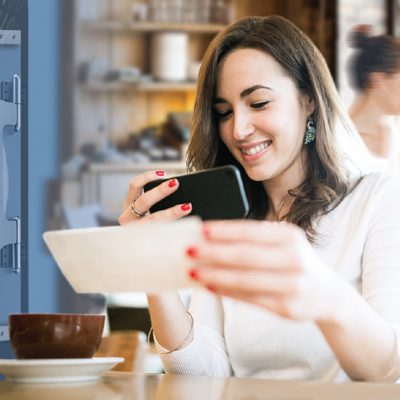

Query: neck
265 192 292 221
349 92 387 133
262 152 307 221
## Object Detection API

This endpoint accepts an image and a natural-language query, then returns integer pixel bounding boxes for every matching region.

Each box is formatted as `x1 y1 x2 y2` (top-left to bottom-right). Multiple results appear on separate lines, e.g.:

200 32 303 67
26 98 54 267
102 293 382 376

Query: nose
232 110 255 140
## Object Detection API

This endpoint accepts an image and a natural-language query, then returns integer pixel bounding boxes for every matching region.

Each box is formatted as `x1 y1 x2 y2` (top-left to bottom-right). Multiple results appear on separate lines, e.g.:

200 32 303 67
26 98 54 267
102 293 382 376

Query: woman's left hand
187 220 343 322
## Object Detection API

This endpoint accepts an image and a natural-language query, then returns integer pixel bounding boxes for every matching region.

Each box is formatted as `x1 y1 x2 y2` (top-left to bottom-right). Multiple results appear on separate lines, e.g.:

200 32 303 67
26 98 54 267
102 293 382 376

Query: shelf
80 81 197 93
86 161 187 173
80 20 226 34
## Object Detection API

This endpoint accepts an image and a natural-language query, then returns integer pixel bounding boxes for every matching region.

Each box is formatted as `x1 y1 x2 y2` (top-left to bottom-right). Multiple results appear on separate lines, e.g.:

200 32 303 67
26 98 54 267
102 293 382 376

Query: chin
243 166 272 182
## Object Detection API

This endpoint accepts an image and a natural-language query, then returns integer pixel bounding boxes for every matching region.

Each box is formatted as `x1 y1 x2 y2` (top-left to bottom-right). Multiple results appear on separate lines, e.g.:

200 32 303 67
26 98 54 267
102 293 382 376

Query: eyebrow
214 85 274 104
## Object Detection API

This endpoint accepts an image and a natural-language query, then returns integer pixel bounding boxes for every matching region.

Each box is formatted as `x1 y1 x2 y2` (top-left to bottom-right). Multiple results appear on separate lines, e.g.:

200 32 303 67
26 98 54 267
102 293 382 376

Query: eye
215 109 232 120
251 101 270 110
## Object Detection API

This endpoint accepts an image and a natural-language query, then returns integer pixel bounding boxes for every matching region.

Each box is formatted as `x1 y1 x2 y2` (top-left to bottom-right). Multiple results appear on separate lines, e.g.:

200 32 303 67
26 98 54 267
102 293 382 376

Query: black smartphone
143 165 249 220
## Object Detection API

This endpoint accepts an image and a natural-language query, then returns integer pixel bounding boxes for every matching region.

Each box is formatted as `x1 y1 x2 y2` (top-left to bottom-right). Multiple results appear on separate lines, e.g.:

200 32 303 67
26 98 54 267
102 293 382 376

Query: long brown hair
187 16 363 241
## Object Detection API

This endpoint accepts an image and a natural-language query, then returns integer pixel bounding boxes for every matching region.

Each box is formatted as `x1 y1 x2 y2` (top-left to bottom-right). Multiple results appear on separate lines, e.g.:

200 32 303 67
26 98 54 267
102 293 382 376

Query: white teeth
241 141 271 156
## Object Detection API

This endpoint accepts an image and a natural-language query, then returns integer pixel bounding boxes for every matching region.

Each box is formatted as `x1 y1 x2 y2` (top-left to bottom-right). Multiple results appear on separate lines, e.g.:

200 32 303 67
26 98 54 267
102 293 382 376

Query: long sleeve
361 174 400 381
157 172 400 381
158 288 232 376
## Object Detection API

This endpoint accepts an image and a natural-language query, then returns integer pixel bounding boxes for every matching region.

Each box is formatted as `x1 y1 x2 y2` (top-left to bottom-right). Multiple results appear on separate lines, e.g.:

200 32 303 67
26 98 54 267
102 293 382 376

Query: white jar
151 32 188 81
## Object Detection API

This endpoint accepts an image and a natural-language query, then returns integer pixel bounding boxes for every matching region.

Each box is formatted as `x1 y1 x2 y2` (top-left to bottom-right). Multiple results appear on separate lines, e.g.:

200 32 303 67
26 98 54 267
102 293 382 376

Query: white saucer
0 357 124 384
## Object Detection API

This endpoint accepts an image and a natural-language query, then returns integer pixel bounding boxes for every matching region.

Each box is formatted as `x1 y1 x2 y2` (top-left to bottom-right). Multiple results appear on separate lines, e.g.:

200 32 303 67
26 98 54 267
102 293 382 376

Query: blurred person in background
120 16 400 382
347 25 400 169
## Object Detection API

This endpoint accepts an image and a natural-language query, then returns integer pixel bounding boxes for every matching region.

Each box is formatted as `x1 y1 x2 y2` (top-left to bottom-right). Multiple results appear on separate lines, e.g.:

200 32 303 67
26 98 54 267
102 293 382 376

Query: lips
240 140 272 156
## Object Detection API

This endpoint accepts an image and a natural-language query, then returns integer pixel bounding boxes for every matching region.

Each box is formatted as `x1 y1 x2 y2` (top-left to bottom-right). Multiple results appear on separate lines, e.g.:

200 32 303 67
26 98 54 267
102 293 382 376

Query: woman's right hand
118 170 192 225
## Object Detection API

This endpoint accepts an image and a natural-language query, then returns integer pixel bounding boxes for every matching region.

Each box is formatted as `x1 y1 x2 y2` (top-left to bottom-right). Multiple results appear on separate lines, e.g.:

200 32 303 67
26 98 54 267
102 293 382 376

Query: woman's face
215 48 314 187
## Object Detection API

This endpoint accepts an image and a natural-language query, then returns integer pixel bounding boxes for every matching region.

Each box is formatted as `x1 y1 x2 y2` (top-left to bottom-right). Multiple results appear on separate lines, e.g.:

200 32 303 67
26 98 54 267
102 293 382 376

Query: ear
303 95 315 117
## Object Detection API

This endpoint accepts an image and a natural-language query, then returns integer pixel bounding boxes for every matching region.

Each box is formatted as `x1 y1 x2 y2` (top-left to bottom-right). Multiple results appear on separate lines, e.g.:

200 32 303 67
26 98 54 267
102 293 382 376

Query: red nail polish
206 285 216 293
156 170 165 176
181 203 191 211
188 269 198 280
168 179 177 188
186 246 198 258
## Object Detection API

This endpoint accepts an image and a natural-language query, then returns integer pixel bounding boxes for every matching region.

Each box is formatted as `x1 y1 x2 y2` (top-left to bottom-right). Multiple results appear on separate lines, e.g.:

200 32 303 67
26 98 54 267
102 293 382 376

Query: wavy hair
187 16 368 241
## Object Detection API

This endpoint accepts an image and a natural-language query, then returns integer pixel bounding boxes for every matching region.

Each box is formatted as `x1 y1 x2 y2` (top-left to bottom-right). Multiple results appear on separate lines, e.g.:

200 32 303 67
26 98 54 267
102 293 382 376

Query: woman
119 16 400 382
347 25 400 168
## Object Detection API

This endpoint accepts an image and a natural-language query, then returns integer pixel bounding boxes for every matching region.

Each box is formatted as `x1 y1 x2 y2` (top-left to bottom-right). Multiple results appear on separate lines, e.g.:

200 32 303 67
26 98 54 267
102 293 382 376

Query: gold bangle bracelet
147 311 194 355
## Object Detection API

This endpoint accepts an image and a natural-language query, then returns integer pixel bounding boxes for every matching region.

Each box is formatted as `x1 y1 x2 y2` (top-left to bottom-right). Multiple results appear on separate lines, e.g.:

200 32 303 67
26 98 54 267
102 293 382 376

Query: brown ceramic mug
9 313 105 359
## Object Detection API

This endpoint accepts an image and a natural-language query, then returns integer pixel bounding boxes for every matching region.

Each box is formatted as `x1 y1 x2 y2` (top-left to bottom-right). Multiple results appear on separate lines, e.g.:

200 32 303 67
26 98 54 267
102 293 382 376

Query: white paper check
43 218 203 293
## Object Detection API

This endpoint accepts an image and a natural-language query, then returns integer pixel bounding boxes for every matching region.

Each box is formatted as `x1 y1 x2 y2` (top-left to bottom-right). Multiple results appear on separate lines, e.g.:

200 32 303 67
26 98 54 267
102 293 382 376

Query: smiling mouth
240 140 272 156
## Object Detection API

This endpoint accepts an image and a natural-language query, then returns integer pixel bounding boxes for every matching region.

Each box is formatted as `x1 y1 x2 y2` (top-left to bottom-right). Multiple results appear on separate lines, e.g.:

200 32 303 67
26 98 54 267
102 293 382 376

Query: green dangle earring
304 117 316 144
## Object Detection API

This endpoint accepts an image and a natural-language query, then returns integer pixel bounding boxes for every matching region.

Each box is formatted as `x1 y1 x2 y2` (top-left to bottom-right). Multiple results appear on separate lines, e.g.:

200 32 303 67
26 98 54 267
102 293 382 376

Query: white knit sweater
158 172 400 381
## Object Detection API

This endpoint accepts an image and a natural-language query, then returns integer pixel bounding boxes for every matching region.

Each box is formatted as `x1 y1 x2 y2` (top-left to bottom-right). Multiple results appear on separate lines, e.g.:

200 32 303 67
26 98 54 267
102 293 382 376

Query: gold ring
130 199 147 218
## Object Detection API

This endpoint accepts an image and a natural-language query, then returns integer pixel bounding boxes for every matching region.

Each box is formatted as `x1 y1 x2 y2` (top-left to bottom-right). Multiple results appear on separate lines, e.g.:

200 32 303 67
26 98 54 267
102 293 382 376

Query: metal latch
0 325 9 342
0 74 27 131
0 217 22 274
0 30 21 46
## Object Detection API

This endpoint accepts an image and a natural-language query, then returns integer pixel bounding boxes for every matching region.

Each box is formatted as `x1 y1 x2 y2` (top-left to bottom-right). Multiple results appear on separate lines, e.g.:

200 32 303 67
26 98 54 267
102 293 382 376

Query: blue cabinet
0 0 28 359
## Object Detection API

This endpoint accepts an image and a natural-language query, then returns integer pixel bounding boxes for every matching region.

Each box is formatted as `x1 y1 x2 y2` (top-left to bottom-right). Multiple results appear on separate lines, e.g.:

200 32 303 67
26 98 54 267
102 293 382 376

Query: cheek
267 102 305 132
218 123 232 147
267 113 304 147
253 111 289 142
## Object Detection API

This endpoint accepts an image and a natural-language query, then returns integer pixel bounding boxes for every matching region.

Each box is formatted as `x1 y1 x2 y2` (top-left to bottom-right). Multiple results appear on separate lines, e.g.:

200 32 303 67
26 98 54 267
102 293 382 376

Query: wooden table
1 372 400 400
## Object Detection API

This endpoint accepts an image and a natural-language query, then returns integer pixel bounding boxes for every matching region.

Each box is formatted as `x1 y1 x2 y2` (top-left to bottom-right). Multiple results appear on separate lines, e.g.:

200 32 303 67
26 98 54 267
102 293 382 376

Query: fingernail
156 170 165 176
188 269 198 280
181 203 191 211
168 179 177 188
186 246 198 258
206 285 216 293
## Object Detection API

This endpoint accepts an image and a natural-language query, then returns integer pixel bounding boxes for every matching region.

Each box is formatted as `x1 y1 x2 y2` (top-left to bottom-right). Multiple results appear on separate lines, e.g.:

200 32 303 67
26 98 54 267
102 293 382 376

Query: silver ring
130 199 147 218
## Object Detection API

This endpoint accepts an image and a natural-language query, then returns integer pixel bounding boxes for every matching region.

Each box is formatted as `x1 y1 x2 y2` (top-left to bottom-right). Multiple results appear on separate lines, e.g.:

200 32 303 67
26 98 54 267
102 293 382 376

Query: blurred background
55 0 397 225
1 0 399 370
